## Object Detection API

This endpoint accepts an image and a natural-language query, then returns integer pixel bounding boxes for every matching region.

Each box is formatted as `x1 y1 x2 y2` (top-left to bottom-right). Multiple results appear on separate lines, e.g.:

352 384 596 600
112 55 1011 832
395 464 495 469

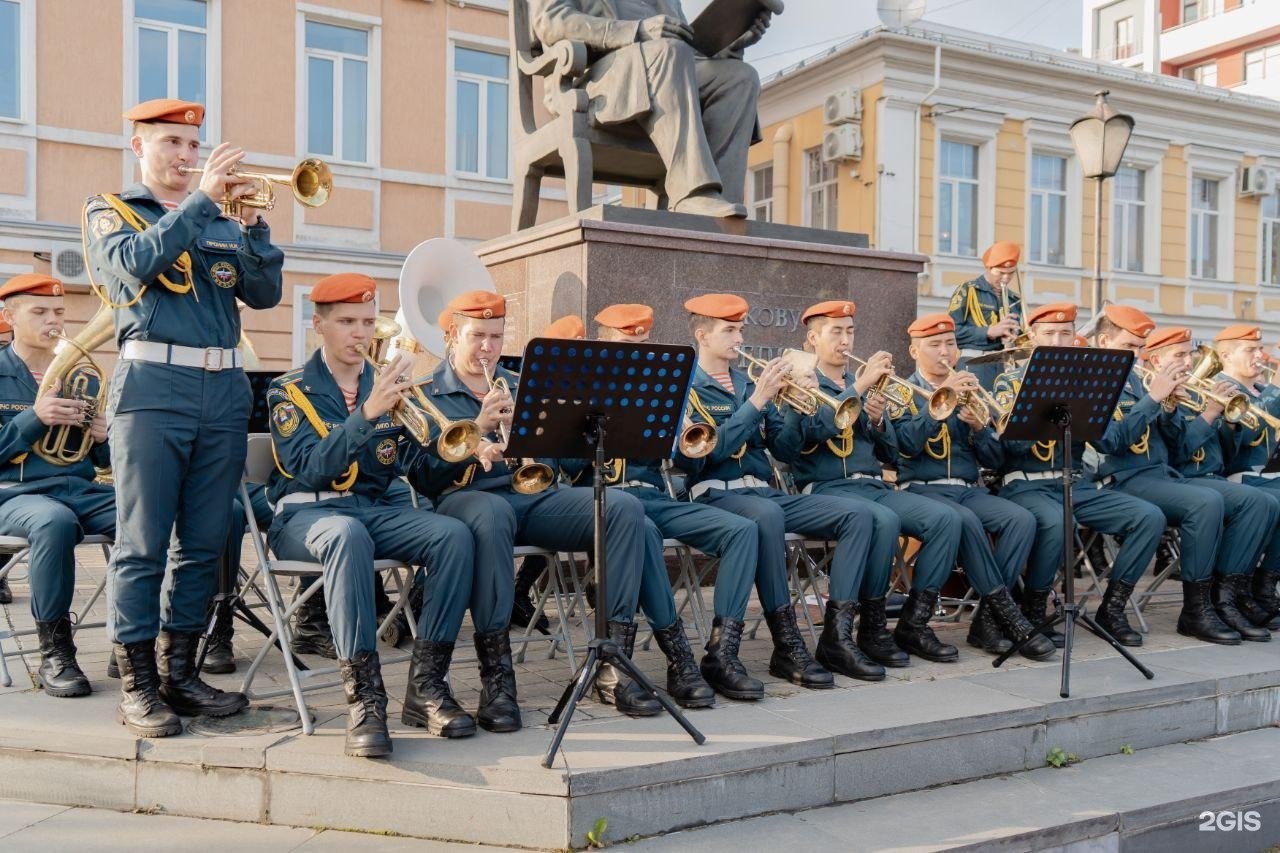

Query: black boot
402 639 477 737
652 619 715 708
985 587 1056 661
156 630 249 717
339 650 392 757
201 608 235 675
764 604 833 689
815 600 885 681
106 656 119 679
893 588 959 662
115 641 182 738
1251 569 1280 625
1179 578 1242 644
1212 575 1271 642
1021 587 1065 648
965 600 1013 655
291 586 337 659
0 575 11 604
1095 579 1142 647
700 616 764 700
856 597 910 667
473 629 522 732
1226 573 1273 629
35 616 90 697
511 556 552 635
594 620 661 716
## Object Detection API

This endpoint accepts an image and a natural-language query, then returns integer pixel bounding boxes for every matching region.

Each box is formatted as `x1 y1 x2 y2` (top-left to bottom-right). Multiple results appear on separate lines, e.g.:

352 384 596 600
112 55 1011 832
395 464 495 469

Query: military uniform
948 241 1024 388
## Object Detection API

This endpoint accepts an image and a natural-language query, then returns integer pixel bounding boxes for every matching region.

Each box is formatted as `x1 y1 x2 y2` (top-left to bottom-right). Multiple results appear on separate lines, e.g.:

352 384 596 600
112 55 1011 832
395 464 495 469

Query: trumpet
942 362 1011 429
178 157 332 218
479 358 554 494
678 414 717 458
734 348 861 429
999 268 1032 351
361 316 480 463
844 353 958 421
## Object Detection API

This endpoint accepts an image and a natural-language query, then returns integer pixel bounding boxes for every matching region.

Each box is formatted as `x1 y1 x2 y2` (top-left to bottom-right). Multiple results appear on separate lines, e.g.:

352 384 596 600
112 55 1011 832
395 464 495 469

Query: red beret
0 274 65 299
1144 326 1192 355
0 319 10 335
1027 302 1077 325
1103 305 1155 338
543 314 585 340
1215 324 1262 343
908 313 955 338
684 293 748 322
595 303 653 335
982 241 1020 269
1073 334 1089 348
801 300 856 324
438 290 506 331
124 98 204 127
310 273 376 305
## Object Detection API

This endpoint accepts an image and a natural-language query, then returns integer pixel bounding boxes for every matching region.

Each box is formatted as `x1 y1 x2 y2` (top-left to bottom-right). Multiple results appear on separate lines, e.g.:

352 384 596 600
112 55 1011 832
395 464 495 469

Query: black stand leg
541 414 704 769
992 412 1153 695
197 552 309 674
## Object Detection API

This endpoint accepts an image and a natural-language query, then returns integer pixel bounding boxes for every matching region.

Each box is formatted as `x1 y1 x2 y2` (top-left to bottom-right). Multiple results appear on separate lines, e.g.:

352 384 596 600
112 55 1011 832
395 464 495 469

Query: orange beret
1103 305 1155 338
1143 326 1192 355
594 303 653 336
0 318 10 335
1073 334 1089 348
907 313 955 338
981 241 1020 269
0 274 65 299
801 300 856 324
309 273 375 304
543 314 585 340
1215 324 1262 343
684 293 748 322
124 98 204 127
438 290 506 331
1027 302 1077 325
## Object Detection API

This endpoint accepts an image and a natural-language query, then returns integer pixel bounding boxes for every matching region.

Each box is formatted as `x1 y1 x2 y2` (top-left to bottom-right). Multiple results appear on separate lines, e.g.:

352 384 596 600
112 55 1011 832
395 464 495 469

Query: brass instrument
942 362 1011 430
735 348 861 429
361 316 481 463
678 414 717 458
33 305 114 465
480 358 554 495
1177 345 1252 425
845 353 957 420
178 157 332 218
1000 269 1032 351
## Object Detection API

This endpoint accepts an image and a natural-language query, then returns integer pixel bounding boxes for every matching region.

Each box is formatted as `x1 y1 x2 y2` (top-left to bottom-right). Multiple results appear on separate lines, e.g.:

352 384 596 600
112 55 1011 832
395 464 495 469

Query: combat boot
856 596 909 667
1095 579 1142 646
764 604 833 689
965 599 1012 655
339 650 392 757
1250 569 1280 626
291 586 337 658
35 616 90 697
157 630 249 717
893 588 959 662
1021 587 1064 648
700 616 764 700
473 628 522 732
115 641 182 738
1178 579 1242 644
1212 575 1270 642
815 599 885 681
985 587 1056 661
652 618 715 708
594 620 661 716
402 639 476 737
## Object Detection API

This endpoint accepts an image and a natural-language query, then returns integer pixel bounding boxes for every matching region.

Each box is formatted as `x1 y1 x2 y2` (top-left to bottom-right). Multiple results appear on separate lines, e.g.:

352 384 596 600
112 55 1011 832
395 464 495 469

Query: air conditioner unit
823 88 862 125
822 124 862 163
50 243 90 285
1239 166 1276 198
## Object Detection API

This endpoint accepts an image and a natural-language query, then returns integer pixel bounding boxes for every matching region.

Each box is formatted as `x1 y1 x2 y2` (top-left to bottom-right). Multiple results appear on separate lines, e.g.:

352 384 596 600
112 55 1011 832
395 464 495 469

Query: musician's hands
1202 379 1235 421
34 381 89 427
638 14 694 43
90 412 108 444
476 384 514 436
958 402 989 431
863 390 887 426
361 353 411 421
791 369 818 391
1145 362 1183 404
941 367 979 395
853 351 894 395
748 357 788 410
726 10 772 52
475 440 505 472
986 315 1021 342
196 142 248 203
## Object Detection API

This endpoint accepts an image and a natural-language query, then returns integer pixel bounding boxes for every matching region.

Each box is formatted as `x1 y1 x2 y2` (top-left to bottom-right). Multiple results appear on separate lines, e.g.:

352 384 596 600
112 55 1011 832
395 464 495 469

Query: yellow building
0 0 571 368
750 21 1280 341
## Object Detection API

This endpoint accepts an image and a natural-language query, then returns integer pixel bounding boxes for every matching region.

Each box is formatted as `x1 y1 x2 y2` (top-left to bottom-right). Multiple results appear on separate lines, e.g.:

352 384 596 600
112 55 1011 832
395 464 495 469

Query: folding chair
508 544 579 668
1131 528 1181 630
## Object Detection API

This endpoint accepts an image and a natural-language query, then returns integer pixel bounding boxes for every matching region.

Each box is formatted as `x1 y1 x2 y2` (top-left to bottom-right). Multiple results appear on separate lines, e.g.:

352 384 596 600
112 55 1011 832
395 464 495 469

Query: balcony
1161 3 1280 65
1099 40 1143 62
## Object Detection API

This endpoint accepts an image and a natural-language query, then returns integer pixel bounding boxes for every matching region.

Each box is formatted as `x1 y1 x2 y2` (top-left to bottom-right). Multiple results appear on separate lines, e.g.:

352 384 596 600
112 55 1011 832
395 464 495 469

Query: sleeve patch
272 402 300 437
91 210 122 239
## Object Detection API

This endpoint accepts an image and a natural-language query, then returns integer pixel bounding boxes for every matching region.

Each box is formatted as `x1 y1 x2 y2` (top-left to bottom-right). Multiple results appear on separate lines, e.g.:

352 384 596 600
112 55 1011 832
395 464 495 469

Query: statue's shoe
673 194 748 219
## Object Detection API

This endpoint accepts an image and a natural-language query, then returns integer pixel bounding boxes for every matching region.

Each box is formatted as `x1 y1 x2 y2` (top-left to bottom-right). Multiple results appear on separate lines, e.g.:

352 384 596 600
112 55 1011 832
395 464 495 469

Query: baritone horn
844 352 958 421
34 304 114 465
178 158 332 218
735 348 861 429
479 358 554 494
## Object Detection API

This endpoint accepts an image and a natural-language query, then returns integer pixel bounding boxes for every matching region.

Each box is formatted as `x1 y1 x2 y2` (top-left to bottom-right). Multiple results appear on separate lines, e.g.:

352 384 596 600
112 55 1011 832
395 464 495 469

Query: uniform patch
948 288 964 312
272 402 300 437
210 261 237 289
376 437 397 465
92 211 121 239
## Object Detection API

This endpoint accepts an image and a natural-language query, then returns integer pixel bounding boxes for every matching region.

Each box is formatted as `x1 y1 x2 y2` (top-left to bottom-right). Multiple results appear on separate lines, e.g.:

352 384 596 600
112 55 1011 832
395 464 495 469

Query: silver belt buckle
203 347 224 371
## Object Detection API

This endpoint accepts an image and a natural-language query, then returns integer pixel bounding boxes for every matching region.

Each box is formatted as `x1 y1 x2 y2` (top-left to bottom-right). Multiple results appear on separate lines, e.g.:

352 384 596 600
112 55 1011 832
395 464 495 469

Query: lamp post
1069 90 1135 319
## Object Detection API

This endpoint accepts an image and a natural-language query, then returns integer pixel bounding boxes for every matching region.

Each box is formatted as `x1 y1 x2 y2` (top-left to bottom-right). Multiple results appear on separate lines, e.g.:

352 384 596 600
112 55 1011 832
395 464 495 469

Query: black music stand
504 338 707 768
992 346 1155 697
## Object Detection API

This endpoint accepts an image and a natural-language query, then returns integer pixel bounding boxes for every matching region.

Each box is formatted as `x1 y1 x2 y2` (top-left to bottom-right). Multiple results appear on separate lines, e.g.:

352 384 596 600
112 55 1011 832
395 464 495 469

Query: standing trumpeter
84 99 283 737
947 241 1024 386
0 275 116 697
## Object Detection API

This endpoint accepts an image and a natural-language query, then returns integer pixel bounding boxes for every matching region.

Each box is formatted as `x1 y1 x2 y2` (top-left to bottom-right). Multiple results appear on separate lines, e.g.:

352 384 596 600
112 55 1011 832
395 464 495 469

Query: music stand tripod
502 338 706 769
992 346 1155 697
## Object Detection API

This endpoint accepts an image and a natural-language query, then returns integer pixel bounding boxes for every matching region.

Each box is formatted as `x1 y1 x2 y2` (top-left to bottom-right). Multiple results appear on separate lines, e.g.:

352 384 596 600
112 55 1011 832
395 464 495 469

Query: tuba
34 305 115 465
177 158 332 219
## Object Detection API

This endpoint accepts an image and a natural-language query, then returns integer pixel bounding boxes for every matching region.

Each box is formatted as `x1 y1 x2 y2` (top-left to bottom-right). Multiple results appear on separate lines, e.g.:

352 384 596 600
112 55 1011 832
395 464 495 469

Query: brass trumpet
479 358 554 494
678 414 717 458
1000 268 1032 351
735 348 860 429
1178 346 1253 425
178 157 332 218
942 362 1011 429
845 353 958 421
34 305 114 465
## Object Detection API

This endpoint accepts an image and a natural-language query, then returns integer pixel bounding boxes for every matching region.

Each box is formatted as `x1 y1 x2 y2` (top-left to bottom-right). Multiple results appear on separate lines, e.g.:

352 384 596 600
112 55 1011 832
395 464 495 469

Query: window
1183 62 1217 86
306 20 369 163
0 0 18 120
938 139 979 256
453 46 509 180
750 164 773 222
1190 176 1220 279
1245 45 1280 83
1182 0 1222 24
135 0 207 137
1263 190 1280 287
1111 166 1146 273
1028 154 1067 266
292 286 319 365
803 148 838 230
1113 16 1134 59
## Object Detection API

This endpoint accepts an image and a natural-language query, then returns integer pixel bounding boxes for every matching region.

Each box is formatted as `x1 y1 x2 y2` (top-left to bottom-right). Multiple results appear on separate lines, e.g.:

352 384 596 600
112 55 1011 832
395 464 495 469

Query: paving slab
0 800 70 839
1141 641 1280 693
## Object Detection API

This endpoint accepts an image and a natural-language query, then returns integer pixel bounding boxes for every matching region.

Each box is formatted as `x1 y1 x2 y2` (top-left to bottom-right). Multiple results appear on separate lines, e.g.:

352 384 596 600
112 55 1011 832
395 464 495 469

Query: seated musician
947 241 1024 387
1091 306 1244 644
888 313 1054 661
267 274 479 757
993 303 1165 648
780 300 962 670
0 274 116 697
407 291 655 718
676 294 877 688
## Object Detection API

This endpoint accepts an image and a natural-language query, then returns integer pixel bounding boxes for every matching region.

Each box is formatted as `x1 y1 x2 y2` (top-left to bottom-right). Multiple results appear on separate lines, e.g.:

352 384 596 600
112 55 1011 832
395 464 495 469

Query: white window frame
931 108 1002 260
1111 134 1167 279
1027 152 1069 267
295 4 381 169
292 284 317 367
449 42 511 182
1111 165 1148 274
1189 174 1223 280
802 148 838 230
1245 44 1280 83
1113 16 1134 59
0 0 34 126
1184 146 1240 284
749 163 774 223
123 0 221 143
1260 186 1280 288
1184 62 1217 86
936 138 981 258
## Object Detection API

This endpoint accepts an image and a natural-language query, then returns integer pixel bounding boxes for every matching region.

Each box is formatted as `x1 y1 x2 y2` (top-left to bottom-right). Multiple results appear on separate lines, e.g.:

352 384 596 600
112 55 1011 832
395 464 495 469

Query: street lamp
1069 90 1135 319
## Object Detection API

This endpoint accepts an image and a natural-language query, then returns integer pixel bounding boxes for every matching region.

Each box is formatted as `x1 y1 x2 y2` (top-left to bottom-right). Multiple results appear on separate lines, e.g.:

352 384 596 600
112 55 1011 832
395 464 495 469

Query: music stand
504 338 706 768
992 346 1155 697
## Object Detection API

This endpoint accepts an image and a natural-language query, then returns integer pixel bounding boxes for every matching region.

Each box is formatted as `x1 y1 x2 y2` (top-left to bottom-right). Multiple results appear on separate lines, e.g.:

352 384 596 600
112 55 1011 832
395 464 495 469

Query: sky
682 0 1085 78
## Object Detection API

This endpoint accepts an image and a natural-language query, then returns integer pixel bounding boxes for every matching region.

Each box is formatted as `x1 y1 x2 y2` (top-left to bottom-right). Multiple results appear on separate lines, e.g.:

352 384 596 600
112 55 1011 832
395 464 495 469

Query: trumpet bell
511 460 555 494
291 158 332 208
927 387 958 421
832 396 861 430
439 420 482 463
679 421 717 458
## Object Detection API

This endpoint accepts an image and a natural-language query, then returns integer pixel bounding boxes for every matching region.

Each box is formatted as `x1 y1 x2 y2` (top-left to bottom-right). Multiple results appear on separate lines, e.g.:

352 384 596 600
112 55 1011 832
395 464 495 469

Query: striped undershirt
709 372 734 394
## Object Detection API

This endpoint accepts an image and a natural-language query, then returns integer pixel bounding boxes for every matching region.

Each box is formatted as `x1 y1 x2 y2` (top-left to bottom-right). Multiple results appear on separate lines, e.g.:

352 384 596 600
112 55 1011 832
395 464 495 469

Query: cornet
678 414 717 458
942 362 1011 430
178 157 332 218
844 353 957 421
735 348 860 429
479 358 554 494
